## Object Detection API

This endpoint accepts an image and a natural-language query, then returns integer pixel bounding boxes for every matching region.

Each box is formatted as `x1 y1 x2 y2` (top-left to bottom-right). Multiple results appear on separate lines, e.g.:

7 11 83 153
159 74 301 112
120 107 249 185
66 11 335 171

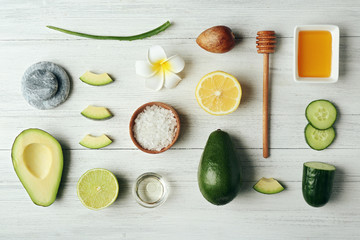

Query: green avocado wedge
80 71 113 86
79 134 112 149
302 161 335 207
253 177 284 194
81 105 113 120
198 129 241 205
11 128 63 207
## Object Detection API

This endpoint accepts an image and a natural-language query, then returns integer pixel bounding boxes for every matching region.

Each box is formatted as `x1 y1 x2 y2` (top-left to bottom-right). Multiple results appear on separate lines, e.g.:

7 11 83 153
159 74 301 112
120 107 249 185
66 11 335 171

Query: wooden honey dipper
256 31 276 158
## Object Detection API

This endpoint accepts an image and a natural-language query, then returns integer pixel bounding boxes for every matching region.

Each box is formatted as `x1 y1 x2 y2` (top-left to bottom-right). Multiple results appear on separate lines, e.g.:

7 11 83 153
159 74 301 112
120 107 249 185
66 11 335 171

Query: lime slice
77 168 119 210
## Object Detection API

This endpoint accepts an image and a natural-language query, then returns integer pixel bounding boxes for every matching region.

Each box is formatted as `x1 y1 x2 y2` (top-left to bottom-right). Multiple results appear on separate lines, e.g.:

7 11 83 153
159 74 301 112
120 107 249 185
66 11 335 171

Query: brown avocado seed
196 26 236 53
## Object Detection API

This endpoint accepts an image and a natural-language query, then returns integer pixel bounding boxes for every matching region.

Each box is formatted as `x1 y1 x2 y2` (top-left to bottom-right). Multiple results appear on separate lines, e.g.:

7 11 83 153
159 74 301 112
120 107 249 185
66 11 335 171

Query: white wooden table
1 0 359 239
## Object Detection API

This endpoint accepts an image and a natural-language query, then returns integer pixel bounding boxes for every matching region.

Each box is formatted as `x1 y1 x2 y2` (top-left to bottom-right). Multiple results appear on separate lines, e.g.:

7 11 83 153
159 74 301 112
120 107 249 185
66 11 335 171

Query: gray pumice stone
23 70 58 100
22 61 70 110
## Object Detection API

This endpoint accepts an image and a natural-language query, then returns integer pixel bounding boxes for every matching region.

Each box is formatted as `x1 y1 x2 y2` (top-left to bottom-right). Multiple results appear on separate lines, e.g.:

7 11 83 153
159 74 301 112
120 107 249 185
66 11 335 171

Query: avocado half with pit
80 71 113 86
11 129 63 206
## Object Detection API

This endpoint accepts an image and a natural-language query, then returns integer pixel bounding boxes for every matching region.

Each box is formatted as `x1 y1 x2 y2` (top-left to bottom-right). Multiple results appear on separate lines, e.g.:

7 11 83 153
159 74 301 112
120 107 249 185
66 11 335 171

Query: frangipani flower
136 45 185 91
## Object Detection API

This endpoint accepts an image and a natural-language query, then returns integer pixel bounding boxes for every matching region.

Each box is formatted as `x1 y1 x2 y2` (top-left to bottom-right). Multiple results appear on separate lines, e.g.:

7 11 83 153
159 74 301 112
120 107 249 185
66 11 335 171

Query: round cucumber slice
305 124 335 150
305 100 337 130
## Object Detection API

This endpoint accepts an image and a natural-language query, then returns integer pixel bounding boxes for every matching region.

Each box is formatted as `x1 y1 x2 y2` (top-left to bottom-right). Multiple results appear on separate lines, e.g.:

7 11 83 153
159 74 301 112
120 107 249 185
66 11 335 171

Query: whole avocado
198 129 241 205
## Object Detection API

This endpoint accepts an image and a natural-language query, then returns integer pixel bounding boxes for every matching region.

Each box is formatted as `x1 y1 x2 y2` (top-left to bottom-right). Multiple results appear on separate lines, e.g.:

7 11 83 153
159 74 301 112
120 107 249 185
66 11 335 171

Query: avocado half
11 128 63 206
198 129 241 205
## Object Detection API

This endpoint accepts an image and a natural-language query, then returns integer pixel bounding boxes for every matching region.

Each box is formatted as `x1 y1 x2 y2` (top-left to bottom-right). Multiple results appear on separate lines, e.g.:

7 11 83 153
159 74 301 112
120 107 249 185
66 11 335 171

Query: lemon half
195 71 242 115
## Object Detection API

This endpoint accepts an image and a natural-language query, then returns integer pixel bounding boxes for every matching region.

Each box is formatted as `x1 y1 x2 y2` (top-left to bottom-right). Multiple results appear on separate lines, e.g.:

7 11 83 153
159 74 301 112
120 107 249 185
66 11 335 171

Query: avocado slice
79 71 113 86
198 129 241 205
81 105 113 120
11 128 63 206
253 177 284 194
79 134 112 149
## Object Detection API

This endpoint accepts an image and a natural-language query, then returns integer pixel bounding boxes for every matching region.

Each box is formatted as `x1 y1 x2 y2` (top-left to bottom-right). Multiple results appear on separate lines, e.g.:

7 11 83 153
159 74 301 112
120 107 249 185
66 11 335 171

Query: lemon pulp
195 71 242 115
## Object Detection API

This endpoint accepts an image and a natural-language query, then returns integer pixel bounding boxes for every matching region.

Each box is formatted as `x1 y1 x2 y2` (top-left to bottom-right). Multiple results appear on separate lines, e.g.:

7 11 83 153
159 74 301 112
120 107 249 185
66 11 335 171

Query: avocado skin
198 130 241 205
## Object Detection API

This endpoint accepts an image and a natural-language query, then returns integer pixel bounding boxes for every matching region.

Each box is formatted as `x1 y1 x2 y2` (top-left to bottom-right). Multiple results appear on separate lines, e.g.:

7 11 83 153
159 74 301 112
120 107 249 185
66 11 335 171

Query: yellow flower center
152 59 172 74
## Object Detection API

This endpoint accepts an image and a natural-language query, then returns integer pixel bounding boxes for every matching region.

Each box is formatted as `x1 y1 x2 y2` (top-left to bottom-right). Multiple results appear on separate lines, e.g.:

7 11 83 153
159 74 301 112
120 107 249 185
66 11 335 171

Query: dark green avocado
198 129 241 205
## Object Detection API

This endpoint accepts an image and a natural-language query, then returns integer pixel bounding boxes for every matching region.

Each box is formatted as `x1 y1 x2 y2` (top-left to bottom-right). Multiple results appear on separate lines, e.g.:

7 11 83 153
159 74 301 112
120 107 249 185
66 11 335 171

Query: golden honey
298 31 332 78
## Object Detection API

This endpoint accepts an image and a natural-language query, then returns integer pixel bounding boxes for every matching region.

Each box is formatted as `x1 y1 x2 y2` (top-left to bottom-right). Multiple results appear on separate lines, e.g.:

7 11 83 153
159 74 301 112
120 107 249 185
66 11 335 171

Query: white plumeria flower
136 45 185 91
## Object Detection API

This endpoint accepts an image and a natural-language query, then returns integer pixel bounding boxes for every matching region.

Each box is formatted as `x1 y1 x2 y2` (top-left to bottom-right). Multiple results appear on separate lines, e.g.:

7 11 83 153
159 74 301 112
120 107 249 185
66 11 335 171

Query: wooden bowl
129 102 181 154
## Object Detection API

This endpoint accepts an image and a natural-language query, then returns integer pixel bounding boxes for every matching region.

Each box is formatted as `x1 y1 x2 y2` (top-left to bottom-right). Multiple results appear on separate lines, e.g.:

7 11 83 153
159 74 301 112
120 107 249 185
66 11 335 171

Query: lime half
77 168 119 210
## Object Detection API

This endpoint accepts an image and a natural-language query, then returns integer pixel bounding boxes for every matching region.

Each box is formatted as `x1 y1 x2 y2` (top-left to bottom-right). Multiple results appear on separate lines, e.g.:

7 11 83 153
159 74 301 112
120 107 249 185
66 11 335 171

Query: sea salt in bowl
129 102 180 154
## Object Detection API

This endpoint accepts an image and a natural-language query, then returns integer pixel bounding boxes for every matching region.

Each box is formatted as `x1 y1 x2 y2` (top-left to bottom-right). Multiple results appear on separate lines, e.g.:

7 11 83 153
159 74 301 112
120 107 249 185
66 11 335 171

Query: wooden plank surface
0 0 359 239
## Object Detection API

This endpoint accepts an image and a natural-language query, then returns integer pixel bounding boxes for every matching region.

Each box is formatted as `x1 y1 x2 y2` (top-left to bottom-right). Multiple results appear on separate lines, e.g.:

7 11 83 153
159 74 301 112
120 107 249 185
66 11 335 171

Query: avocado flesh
11 129 63 206
198 130 241 205
79 71 113 86
253 177 284 194
81 105 113 120
79 134 112 149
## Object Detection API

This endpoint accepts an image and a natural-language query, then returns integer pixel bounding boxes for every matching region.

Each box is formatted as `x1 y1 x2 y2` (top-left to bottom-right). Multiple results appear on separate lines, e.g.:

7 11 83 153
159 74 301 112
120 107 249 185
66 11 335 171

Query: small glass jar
133 172 168 208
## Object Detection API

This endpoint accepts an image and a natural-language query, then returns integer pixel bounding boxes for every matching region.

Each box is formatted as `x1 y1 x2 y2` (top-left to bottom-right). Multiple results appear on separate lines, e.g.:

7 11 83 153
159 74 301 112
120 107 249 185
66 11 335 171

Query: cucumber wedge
302 161 335 207
253 177 284 194
306 100 337 130
305 124 335 150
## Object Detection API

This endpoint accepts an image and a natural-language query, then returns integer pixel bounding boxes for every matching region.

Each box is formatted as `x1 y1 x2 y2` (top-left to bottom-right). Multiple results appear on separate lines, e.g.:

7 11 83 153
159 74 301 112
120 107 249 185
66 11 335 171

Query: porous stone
22 62 70 110
23 70 58 100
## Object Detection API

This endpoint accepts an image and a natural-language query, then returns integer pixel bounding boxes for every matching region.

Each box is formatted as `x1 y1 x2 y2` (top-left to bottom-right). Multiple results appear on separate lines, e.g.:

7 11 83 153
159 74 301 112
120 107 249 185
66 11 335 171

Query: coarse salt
133 105 177 151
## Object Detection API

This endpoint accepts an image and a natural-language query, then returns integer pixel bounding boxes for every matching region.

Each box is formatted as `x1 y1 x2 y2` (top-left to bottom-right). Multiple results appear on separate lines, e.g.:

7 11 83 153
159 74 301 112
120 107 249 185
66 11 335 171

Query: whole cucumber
302 162 335 207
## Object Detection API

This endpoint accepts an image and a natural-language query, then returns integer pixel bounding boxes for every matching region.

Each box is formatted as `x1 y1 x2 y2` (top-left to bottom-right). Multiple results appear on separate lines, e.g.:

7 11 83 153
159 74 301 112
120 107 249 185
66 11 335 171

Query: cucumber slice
253 177 284 194
305 124 335 150
302 161 335 207
306 100 337 130
81 105 113 120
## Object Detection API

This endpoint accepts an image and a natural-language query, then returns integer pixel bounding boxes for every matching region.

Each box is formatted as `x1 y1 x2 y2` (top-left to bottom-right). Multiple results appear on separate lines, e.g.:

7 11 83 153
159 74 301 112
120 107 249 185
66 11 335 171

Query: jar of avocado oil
133 172 168 208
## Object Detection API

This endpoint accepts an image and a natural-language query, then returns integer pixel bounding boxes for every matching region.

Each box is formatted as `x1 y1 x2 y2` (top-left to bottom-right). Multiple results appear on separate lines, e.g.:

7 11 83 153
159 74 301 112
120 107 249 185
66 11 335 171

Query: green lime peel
46 21 171 41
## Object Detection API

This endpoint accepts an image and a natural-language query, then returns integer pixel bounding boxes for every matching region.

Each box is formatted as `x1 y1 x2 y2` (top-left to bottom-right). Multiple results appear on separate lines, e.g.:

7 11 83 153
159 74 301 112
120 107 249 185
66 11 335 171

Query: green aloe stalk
47 21 171 41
